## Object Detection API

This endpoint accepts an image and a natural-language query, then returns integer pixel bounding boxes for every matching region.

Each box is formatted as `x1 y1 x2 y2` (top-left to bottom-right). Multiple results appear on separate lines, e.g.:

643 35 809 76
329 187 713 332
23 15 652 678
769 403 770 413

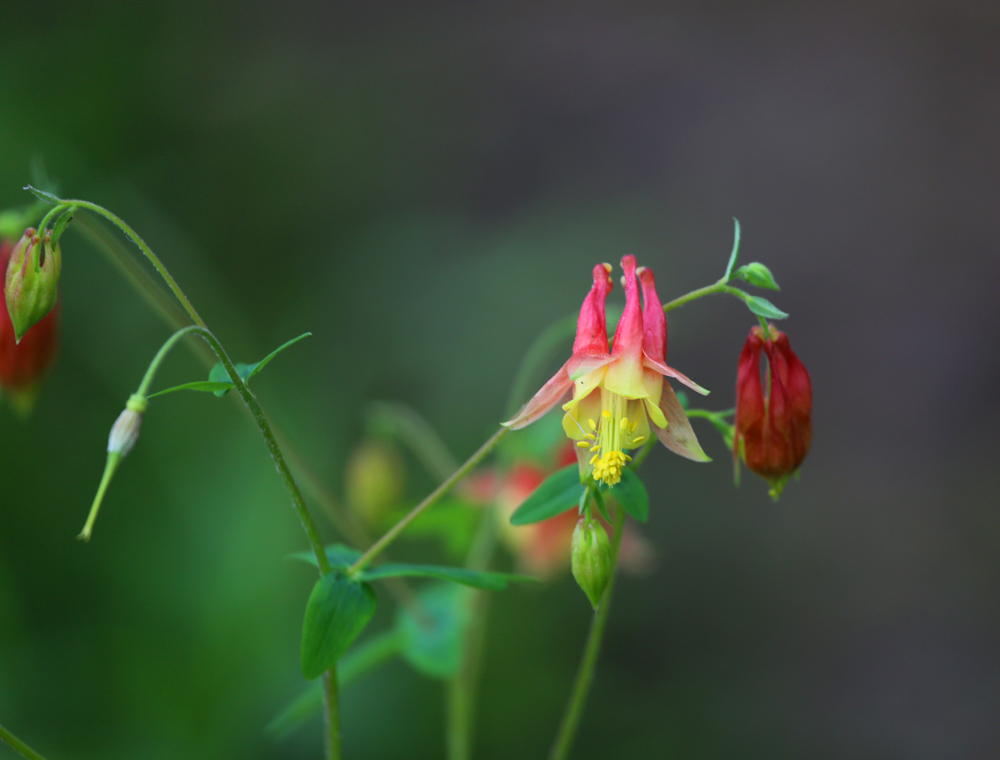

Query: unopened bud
571 518 613 609
108 395 147 457
79 395 148 542
345 440 405 527
4 228 61 343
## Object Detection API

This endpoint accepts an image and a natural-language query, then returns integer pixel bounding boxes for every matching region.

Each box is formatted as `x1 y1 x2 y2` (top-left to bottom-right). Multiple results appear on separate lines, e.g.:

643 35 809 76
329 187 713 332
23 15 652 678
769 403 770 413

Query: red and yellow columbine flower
505 256 709 486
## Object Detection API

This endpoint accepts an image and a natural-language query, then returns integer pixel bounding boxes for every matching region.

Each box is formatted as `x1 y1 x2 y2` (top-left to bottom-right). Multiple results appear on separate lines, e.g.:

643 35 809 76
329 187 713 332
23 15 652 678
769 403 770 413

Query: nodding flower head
0 237 59 415
734 324 812 498
504 257 710 487
4 227 61 344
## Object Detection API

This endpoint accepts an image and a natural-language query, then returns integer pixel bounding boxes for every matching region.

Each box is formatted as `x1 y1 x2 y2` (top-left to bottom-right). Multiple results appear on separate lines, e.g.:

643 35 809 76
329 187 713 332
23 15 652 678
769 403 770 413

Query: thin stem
187 327 332 575
322 669 341 760
661 279 753 315
548 504 626 760
446 506 501 760
347 427 508 576
0 722 50 760
135 326 203 397
57 199 208 328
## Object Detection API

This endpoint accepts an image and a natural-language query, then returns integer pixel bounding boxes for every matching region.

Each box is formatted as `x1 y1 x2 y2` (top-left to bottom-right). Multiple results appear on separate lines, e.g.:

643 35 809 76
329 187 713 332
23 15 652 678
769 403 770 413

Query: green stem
55 199 207 328
548 504 626 760
446 505 502 760
661 278 755 315
186 327 332 575
323 669 341 760
347 427 508 576
135 326 203 397
0 722 50 760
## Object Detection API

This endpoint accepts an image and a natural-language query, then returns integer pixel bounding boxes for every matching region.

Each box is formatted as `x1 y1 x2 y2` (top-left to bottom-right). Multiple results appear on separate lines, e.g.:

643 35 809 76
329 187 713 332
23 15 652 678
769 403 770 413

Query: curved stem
347 427 508 576
57 199 208 328
0 722 50 760
135 325 204 397
548 504 626 760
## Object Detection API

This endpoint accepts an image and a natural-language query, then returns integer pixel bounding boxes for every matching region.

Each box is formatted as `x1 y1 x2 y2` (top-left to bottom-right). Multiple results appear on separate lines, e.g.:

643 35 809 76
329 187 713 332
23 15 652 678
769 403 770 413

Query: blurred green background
2 1 999 758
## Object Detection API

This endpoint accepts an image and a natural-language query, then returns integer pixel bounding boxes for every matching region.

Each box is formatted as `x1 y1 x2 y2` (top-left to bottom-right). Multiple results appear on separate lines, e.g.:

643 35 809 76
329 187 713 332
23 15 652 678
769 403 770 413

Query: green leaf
156 333 312 398
591 487 612 524
51 206 75 246
245 332 312 380
509 464 584 526
743 294 789 320
360 563 538 591
723 218 741 281
287 544 363 570
604 469 649 523
733 262 780 290
23 185 61 205
300 571 377 679
397 584 471 679
146 381 236 399
268 629 402 741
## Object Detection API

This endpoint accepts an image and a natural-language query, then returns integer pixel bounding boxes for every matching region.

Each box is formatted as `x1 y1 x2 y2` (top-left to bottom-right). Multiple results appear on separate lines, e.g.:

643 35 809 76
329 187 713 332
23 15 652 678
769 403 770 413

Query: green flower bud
4 227 61 343
571 517 613 610
346 440 405 528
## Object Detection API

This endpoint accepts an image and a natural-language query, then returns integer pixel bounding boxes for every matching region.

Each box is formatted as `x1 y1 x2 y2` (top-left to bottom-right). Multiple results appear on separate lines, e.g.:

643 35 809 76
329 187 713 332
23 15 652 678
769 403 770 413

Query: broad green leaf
733 262 780 290
300 571 377 679
146 381 235 399
743 294 789 320
287 544 363 570
723 218 741 281
397 584 471 679
360 563 538 591
268 629 402 741
510 464 584 526
604 469 649 523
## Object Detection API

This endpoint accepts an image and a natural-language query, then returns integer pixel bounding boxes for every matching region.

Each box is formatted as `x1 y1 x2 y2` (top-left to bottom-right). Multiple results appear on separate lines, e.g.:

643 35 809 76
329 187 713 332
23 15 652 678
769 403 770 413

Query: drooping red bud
0 238 59 415
734 324 811 498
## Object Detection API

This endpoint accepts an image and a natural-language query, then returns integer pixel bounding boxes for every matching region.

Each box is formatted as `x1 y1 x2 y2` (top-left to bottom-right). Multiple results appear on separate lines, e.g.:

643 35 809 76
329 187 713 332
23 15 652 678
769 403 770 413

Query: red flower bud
734 324 811 498
0 238 59 415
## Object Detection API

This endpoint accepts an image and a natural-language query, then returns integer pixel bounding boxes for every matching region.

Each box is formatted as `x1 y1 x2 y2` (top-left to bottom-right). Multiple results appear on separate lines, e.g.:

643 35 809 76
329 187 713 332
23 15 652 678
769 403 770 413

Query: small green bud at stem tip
78 452 121 542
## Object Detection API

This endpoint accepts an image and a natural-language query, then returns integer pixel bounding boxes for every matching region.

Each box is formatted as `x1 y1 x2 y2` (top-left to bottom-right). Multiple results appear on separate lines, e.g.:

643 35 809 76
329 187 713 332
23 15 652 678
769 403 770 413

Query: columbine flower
0 237 59 415
505 256 709 487
734 324 812 498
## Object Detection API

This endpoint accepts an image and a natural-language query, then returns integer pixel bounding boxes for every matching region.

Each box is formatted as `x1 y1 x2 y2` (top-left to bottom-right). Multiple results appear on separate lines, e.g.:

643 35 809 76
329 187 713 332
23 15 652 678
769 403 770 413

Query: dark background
2 2 999 758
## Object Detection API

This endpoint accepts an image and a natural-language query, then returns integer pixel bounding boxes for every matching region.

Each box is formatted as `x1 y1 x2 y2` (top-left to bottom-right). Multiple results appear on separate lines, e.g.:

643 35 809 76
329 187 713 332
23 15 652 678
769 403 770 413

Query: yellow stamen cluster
579 389 646 487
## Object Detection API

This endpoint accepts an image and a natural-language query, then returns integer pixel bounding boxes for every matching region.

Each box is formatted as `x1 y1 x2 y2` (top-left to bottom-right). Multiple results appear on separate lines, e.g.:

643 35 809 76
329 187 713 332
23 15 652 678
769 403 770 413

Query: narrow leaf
723 218 741 281
300 572 377 679
397 584 471 679
246 332 312 380
510 464 584 526
743 294 789 320
591 487 612 524
733 262 780 290
208 362 235 396
360 563 538 591
23 185 61 204
604 469 650 523
146 381 235 399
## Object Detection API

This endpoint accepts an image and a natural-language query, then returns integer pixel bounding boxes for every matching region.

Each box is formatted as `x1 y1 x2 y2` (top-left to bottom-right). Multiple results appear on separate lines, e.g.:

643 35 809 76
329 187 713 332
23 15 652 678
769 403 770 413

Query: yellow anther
631 436 646 445
623 454 632 462
630 420 638 434
587 419 597 431
577 440 590 448
585 433 596 441
590 444 600 452
602 410 612 419
590 455 598 465
620 417 629 431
